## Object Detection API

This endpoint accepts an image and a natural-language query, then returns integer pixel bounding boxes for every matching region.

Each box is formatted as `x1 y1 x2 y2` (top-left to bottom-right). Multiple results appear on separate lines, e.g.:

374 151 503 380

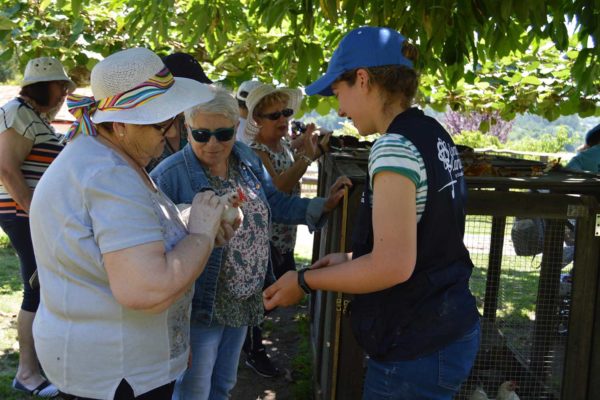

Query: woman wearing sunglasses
150 86 350 400
241 83 327 375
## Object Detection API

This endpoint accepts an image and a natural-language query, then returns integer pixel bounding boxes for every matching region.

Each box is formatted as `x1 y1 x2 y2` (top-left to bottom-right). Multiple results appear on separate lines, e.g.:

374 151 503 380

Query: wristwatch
297 268 313 294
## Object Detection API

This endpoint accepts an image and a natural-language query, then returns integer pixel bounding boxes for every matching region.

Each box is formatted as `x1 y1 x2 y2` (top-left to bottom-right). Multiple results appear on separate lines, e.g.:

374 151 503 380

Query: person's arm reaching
263 171 417 309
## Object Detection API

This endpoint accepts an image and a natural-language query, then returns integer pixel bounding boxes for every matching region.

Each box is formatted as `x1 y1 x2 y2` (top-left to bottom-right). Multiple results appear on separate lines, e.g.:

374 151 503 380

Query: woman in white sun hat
0 56 75 398
28 47 237 400
242 83 329 376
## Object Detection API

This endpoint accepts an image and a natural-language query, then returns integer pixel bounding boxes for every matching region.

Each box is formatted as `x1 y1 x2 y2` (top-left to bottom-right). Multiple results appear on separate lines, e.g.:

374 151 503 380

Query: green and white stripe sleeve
368 134 428 220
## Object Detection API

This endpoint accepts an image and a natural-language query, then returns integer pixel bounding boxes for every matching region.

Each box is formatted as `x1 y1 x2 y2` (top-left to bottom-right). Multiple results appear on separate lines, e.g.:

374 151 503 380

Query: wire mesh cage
458 215 576 399
312 153 600 400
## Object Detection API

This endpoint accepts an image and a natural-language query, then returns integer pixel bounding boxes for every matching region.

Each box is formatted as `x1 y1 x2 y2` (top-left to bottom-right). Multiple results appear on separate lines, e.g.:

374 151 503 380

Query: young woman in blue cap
264 26 480 399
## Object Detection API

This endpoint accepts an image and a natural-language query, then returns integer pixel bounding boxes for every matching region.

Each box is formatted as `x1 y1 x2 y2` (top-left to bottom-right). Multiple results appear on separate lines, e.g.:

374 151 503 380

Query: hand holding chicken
177 188 245 246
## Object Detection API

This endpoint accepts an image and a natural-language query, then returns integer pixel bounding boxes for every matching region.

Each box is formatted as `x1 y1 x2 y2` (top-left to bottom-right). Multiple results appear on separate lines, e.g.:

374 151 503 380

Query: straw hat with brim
90 48 214 125
244 83 303 138
21 57 76 93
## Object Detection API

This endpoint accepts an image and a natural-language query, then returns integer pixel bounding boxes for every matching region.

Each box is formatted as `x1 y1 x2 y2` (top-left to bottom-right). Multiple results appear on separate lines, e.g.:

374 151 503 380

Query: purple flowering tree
443 111 514 143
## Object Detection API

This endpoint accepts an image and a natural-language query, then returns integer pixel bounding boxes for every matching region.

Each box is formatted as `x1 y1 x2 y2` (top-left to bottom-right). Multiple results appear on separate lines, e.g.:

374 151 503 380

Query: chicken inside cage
456 215 575 399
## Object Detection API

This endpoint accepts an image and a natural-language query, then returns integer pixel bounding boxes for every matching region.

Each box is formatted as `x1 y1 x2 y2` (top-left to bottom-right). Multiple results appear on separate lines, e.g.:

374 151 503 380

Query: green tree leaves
0 0 597 119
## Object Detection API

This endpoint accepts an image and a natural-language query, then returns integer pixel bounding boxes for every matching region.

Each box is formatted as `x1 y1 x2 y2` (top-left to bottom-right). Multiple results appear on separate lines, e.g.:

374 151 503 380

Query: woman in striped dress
0 57 75 398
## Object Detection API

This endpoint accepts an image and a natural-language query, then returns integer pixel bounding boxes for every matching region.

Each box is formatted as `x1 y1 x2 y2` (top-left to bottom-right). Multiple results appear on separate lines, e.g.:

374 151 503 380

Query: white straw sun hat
90 47 214 125
21 57 76 93
244 83 303 138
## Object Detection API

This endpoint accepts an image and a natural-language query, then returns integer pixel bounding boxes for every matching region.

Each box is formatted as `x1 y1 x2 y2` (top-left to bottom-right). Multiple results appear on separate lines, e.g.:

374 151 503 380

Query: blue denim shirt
150 142 326 325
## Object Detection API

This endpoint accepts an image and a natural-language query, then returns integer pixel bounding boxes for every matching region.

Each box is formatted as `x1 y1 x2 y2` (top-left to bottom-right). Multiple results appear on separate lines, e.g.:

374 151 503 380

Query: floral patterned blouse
250 139 300 255
206 155 271 328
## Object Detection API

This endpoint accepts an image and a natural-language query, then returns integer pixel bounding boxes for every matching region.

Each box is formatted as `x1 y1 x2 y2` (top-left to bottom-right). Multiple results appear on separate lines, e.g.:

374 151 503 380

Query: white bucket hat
244 83 303 138
235 80 262 101
89 47 214 125
21 57 76 93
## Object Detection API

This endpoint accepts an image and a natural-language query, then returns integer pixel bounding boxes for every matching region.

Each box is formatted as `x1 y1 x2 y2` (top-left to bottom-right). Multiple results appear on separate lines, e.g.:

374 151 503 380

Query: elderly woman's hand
323 176 352 212
214 213 242 247
317 132 331 156
263 270 305 310
188 191 225 240
299 123 320 161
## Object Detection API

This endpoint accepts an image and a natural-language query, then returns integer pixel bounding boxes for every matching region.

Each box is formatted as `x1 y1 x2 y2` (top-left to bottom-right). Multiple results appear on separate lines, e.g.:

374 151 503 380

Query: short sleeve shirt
0 98 64 218
368 134 428 222
250 139 299 254
29 135 191 399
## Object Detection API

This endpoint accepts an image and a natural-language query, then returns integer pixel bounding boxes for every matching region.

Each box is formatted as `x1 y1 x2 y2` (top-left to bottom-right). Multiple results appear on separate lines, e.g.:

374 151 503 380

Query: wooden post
530 219 565 397
563 198 599 399
483 215 506 322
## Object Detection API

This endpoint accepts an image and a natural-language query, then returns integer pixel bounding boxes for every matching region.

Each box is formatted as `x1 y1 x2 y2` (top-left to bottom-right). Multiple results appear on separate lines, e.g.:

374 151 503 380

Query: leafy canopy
0 0 598 120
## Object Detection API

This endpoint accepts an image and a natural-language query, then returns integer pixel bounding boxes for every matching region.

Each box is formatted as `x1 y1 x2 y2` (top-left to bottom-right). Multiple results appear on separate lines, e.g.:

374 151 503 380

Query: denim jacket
150 142 326 325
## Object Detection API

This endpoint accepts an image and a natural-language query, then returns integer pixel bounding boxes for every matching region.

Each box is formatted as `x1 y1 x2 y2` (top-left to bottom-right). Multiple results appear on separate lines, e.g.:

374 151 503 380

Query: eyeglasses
258 108 294 121
151 117 177 135
190 126 236 143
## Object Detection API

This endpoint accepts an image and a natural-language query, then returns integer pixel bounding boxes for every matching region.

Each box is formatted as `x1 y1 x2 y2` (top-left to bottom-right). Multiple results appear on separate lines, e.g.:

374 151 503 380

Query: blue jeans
363 321 480 400
172 324 247 400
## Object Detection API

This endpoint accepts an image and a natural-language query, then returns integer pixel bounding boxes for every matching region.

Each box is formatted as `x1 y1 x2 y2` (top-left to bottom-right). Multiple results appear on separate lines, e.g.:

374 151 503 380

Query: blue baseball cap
306 26 414 96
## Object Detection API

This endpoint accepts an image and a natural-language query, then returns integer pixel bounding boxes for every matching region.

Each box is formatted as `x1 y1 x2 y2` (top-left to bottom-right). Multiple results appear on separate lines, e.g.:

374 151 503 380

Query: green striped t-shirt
368 133 428 221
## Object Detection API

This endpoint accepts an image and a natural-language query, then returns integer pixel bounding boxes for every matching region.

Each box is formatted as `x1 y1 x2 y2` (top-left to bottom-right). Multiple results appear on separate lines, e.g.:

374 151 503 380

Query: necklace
201 157 235 192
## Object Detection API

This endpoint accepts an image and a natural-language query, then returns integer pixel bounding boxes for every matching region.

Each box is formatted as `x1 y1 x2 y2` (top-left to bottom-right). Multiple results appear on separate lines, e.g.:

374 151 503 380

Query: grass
0 234 30 400
291 306 313 400
289 253 314 399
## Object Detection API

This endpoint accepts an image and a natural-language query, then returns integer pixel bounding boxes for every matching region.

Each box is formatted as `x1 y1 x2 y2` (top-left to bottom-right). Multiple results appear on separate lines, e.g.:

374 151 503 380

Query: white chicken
177 188 245 230
220 187 245 226
469 381 520 400
469 384 489 400
496 381 520 400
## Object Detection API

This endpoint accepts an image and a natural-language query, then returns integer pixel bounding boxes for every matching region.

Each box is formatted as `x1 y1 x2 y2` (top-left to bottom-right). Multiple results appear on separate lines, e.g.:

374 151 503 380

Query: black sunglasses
258 108 294 120
190 126 236 143
151 117 177 135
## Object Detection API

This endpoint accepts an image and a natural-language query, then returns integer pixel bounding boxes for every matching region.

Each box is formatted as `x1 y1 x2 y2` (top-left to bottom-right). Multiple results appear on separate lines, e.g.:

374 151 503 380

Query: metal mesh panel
457 215 574 400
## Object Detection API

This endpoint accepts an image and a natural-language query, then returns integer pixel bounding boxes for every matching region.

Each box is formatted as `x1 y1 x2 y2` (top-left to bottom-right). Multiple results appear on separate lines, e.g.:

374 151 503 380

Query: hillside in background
301 109 600 151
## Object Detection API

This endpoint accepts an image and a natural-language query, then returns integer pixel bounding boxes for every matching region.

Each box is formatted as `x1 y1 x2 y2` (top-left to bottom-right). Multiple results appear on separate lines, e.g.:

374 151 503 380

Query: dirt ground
231 305 306 400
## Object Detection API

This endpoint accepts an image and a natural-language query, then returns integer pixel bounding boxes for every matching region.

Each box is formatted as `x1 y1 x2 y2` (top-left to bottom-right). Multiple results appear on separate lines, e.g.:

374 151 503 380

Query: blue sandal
12 378 59 398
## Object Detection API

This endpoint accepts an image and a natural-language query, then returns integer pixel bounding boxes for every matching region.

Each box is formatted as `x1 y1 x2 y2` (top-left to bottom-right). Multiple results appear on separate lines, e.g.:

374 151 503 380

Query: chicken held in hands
220 187 246 225
177 187 245 245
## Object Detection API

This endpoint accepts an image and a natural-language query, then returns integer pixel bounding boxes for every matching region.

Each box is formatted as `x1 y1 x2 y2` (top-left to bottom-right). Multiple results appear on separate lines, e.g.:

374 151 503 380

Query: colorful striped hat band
65 67 175 140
